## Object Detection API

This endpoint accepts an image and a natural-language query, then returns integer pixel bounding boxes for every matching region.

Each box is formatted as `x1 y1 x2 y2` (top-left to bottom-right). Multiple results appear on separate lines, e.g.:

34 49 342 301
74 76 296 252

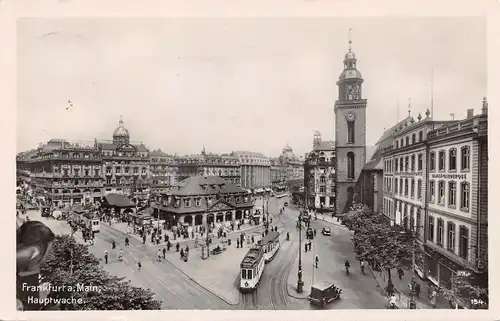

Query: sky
16 17 486 158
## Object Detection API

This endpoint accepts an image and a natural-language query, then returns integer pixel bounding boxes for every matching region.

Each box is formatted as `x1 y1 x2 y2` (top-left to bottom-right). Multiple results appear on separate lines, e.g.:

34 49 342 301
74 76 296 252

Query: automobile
308 282 342 308
321 227 331 236
284 202 288 207
299 212 311 223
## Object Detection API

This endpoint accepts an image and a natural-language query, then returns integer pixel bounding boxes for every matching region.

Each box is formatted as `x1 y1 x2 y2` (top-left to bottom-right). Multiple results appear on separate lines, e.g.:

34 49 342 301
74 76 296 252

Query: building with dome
269 144 304 190
95 117 151 199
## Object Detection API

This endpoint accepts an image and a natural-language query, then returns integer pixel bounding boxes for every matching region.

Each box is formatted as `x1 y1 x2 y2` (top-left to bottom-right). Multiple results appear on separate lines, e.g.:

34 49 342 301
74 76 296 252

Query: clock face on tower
345 111 356 122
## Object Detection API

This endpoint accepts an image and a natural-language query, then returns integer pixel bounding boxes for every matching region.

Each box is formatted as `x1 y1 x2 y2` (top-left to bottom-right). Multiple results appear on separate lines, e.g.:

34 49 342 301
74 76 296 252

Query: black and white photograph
13 12 491 315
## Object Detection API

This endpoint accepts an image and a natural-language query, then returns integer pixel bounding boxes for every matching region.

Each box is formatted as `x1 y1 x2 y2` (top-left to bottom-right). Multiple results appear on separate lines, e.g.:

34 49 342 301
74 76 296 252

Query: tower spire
119 115 124 126
348 28 352 52
408 98 411 117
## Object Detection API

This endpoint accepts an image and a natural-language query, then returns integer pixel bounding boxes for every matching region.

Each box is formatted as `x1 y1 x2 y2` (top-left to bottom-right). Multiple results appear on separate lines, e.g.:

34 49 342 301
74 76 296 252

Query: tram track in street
268 234 296 310
91 223 235 309
240 291 259 310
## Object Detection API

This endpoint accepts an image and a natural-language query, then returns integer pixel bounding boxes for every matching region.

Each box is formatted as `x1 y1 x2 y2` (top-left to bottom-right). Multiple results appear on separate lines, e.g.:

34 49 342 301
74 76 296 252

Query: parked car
321 227 331 236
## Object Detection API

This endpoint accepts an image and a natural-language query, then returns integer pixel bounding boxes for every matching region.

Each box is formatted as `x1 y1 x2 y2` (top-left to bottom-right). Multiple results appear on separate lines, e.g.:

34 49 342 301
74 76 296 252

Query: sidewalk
369 265 449 309
286 242 316 299
165 229 268 305
106 212 282 249
314 213 348 229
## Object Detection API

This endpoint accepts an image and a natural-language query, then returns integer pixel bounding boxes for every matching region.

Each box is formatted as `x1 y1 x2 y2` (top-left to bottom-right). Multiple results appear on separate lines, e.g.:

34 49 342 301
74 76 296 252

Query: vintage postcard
4 0 499 320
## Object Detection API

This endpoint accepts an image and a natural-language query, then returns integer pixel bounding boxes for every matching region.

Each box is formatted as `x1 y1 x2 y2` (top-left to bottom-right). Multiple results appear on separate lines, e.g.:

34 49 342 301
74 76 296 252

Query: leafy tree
340 203 423 287
39 235 162 310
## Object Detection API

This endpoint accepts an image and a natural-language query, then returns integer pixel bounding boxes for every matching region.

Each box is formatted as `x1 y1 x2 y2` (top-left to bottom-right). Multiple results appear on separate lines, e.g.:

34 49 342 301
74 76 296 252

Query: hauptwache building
381 98 488 291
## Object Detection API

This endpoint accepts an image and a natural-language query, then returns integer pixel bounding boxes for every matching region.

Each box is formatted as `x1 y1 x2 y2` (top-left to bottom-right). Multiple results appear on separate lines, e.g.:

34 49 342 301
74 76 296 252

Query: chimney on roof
467 109 474 119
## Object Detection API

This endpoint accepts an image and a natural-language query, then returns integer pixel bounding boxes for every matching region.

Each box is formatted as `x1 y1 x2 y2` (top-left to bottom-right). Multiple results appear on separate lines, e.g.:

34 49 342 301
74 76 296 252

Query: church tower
334 30 367 214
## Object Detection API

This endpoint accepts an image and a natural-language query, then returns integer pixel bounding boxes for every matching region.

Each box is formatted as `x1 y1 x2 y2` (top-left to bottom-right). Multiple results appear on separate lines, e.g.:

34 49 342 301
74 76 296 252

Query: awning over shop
101 194 136 208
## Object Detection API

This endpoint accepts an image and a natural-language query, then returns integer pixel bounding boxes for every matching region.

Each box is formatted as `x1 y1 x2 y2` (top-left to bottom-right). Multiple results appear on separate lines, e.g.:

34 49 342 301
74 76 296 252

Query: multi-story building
16 149 38 188
270 158 285 191
152 175 254 231
380 98 488 290
334 40 367 214
358 116 413 214
17 139 103 206
175 149 241 185
278 145 304 182
304 131 336 210
96 118 151 199
425 106 488 289
231 151 271 189
149 149 177 194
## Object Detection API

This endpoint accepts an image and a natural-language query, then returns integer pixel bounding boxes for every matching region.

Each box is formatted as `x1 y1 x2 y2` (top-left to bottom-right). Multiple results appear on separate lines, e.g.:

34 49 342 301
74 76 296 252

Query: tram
239 246 265 292
260 231 280 263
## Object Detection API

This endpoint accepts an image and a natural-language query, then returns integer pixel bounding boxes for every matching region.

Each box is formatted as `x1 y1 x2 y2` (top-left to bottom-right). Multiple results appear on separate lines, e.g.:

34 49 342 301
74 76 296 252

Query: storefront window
440 265 453 290
427 256 438 281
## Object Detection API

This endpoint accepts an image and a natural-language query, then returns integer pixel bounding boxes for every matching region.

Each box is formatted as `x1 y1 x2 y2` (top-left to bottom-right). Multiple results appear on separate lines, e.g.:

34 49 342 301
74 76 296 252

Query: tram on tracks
260 231 280 263
239 246 265 292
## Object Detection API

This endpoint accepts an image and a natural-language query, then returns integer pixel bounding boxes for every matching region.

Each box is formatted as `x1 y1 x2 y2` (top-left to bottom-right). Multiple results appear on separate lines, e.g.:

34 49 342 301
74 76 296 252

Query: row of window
384 145 472 174
102 151 149 158
429 180 470 210
106 167 148 174
429 146 470 172
385 177 470 212
55 152 100 159
319 174 335 183
162 195 249 208
395 130 424 149
317 185 335 194
55 169 100 177
386 153 424 173
428 217 469 260
385 177 423 200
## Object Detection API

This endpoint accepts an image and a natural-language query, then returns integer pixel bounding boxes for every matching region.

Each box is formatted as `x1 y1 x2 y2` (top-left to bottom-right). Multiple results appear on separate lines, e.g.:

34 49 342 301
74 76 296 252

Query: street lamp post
265 194 269 234
297 214 304 293
206 213 210 258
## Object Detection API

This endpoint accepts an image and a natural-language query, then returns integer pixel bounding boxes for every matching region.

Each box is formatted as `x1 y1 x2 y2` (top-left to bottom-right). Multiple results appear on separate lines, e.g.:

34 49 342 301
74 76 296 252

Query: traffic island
165 233 264 305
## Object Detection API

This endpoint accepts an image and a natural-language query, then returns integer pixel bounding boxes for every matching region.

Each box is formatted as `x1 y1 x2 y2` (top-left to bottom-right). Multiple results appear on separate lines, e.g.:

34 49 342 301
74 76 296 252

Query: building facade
358 116 413 214
175 149 241 185
232 151 271 189
334 41 367 214
149 149 177 194
380 99 489 290
425 109 487 289
96 118 151 199
17 139 103 206
304 131 336 210
152 175 254 231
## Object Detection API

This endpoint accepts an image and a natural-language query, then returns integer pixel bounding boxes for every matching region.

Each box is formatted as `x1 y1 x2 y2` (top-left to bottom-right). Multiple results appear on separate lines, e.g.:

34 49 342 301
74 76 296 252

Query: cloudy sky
16 17 486 157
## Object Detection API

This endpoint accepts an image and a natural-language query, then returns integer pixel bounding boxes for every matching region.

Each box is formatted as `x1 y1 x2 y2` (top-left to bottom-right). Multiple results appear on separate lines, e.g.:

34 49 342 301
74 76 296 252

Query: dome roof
339 68 363 80
344 51 356 61
113 119 130 138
